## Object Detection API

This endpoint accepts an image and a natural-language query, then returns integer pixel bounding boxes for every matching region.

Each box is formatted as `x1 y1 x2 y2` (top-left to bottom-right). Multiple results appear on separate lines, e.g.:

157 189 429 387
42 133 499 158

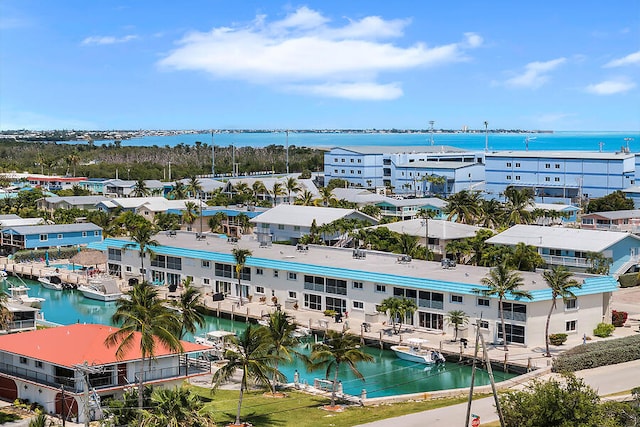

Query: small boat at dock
38 273 64 291
6 285 45 308
77 278 123 302
391 338 446 365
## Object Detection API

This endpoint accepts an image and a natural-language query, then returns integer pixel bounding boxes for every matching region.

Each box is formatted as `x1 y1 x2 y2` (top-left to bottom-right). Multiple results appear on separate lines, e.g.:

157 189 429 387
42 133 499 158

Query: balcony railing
541 254 590 268
502 311 526 322
418 299 444 310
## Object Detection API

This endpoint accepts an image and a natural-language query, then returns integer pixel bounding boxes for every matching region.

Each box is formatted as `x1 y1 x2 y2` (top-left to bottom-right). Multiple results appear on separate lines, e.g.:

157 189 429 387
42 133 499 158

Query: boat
6 285 45 308
0 271 7 278
292 326 311 338
194 330 236 348
38 273 64 291
391 338 446 365
77 278 123 302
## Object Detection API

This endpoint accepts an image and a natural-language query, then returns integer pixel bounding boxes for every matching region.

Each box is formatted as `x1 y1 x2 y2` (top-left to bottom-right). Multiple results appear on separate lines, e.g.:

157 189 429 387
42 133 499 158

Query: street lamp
429 120 435 146
484 121 489 152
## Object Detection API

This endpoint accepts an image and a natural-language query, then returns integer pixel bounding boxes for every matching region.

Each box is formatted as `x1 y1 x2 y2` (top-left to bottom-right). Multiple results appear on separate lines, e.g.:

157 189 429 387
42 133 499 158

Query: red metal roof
0 324 209 368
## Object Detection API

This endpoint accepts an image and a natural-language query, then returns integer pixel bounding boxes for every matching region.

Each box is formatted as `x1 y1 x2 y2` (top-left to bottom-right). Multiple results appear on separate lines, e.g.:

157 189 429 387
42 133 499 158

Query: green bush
549 333 568 346
553 335 640 372
617 272 640 288
323 309 337 317
593 322 615 337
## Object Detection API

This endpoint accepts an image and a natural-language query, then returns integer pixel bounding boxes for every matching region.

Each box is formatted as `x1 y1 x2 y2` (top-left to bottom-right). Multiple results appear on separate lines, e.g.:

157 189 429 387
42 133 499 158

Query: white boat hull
38 277 64 291
78 285 122 302
391 345 445 365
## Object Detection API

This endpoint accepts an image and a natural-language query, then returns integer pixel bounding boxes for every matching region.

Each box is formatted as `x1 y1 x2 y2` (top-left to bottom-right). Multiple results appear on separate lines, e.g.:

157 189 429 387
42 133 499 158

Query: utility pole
74 362 103 427
465 317 482 427
60 385 66 427
286 130 290 175
484 121 489 152
232 143 236 177
211 131 215 177
429 120 435 146
168 161 172 182
479 332 505 426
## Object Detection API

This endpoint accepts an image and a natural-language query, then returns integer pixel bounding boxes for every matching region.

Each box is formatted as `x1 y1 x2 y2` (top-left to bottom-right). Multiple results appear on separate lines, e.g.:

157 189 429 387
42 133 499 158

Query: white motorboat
194 330 236 348
7 285 45 308
77 278 123 302
391 338 446 365
0 271 7 278
38 273 64 291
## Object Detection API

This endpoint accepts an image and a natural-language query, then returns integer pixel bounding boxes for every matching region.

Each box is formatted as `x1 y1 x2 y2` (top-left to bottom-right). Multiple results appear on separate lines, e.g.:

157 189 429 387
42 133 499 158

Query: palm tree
169 181 188 200
232 247 252 306
212 325 279 427
377 297 416 334
507 242 544 272
285 177 301 204
397 233 419 258
182 201 199 231
305 330 374 409
105 281 183 410
318 186 336 207
445 310 469 342
262 310 299 394
474 264 532 351
142 387 212 426
503 186 535 225
479 199 505 229
208 211 227 233
65 152 80 177
543 266 581 357
250 180 267 204
0 293 13 332
176 278 206 340
235 213 251 235
271 181 286 206
132 179 150 197
233 182 250 203
187 176 203 199
425 174 447 196
417 208 437 258
124 222 159 281
296 189 315 206
444 190 482 224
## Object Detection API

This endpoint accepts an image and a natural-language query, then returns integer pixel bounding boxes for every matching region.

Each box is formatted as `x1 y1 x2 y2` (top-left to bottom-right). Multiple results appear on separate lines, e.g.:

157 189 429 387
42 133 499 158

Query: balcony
541 254 590 268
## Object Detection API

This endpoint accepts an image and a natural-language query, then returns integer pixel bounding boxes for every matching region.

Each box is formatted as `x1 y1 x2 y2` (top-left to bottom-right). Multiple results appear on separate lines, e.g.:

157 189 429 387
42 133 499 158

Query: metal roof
248 204 377 227
4 223 102 234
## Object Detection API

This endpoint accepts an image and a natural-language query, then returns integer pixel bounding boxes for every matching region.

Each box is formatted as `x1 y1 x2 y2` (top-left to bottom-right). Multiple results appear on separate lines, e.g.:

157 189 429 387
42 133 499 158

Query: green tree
305 330 374 409
445 310 469 342
153 212 180 231
296 189 316 206
586 190 634 213
105 281 183 411
187 176 203 199
176 278 206 340
585 251 613 275
285 177 301 204
479 198 506 229
397 233 420 258
503 185 535 225
507 242 544 272
250 180 267 204
141 386 213 427
169 181 188 200
271 181 286 207
474 264 532 351
444 190 482 224
132 179 150 197
232 247 252 306
359 204 381 219
262 310 300 394
212 325 279 427
543 266 581 357
377 297 417 334
318 186 337 207
182 201 199 231
124 221 159 279
207 211 227 233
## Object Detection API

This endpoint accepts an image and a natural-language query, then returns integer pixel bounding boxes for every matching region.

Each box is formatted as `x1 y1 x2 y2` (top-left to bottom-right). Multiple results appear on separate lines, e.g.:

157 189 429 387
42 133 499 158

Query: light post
484 121 489 152
429 120 435 146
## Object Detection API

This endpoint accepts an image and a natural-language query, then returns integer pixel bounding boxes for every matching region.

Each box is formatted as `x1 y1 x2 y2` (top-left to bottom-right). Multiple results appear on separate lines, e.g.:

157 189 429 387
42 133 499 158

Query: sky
1 1 639 131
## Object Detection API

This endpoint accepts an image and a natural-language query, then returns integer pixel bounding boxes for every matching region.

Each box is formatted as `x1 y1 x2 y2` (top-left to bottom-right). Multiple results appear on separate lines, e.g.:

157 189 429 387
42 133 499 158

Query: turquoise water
3 276 516 398
87 131 640 152
50 263 83 271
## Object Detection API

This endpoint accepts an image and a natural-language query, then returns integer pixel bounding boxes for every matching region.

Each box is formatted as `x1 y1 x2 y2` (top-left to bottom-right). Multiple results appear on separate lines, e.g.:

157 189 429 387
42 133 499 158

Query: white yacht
390 338 446 365
38 273 64 291
77 278 123 302
7 285 45 308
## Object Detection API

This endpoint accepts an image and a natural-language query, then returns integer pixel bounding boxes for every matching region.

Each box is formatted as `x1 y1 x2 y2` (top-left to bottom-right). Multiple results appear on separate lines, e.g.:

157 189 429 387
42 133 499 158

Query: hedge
618 272 640 288
10 247 81 263
552 334 640 372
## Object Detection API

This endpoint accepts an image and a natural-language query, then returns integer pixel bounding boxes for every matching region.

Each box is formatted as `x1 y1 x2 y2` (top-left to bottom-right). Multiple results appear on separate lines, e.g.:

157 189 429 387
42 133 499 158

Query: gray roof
3 223 102 235
395 161 479 169
372 219 483 240
43 196 108 205
330 145 470 155
331 188 387 204
486 151 634 160
486 224 639 252
249 204 377 227
377 197 447 208
582 210 640 220
0 214 21 220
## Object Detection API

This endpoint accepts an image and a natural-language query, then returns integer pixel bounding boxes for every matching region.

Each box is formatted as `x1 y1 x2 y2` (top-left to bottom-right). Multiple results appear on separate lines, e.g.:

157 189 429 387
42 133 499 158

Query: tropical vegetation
542 266 581 357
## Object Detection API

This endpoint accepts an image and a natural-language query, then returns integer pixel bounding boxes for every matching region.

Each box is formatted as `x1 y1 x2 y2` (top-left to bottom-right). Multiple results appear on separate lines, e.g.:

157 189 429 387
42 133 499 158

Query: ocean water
94 131 640 152
3 276 516 398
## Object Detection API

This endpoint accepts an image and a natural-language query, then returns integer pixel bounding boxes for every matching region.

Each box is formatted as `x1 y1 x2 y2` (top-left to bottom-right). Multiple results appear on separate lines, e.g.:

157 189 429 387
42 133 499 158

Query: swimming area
95 131 640 152
3 276 516 398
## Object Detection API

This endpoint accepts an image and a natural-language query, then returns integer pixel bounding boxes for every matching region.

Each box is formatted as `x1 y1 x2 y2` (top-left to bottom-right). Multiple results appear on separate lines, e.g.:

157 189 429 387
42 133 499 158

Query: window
450 295 463 304
501 302 527 321
515 175 521 180
293 226 300 231
350 170 354 174
278 224 285 230
550 249 562 256
350 159 354 163
288 291 297 299
545 163 551 168
334 169 338 173
215 263 233 278
334 158 338 162
94 231 100 236
326 278 347 295
506 175 511 180
166 256 182 270
288 272 297 280
57 234 63 239
152 255 167 268
125 266 132 272
256 268 264 275
477 298 490 307
506 162 512 167
497 323 526 344
419 312 443 330
353 301 364 310
256 286 265 294
274 270 279 278
358 159 362 163
352 281 363 290
566 320 577 332
375 284 386 293
565 298 577 310
357 170 362 174
19 357 28 365
108 248 122 261
35 360 43 368
555 164 560 169
341 169 345 173
555 177 560 182
515 162 521 167
203 278 210 285
201 260 211 268
478 320 489 329
326 297 346 313
304 293 322 310
545 177 551 182
304 275 324 292
418 291 444 309
341 159 345 162
82 231 87 237
40 234 48 242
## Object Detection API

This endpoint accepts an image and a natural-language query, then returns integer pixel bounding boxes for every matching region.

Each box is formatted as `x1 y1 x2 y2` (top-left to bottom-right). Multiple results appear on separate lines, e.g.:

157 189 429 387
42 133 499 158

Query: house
36 196 109 213
0 223 103 254
0 324 210 423
581 210 640 233
4 302 38 333
485 224 640 277
103 179 165 197
223 176 320 205
370 219 485 260
249 204 378 244
375 197 447 221
25 174 87 191
90 233 618 350
0 215 46 228
167 206 267 236
96 197 205 222
323 145 485 195
485 150 636 203
527 203 580 225
330 188 387 207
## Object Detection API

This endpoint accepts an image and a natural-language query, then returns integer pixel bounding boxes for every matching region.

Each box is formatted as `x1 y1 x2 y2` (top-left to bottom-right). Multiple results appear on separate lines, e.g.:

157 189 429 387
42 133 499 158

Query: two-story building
580 210 640 233
0 324 210 423
90 232 618 350
375 197 447 221
0 223 103 254
36 196 109 213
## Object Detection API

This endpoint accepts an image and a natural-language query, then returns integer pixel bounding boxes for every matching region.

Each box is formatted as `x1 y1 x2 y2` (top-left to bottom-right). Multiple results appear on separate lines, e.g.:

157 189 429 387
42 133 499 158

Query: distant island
0 128 554 143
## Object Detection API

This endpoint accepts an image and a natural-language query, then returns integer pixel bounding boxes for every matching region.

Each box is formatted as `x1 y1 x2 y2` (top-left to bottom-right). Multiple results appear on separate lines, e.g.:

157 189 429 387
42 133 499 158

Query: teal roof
90 239 619 303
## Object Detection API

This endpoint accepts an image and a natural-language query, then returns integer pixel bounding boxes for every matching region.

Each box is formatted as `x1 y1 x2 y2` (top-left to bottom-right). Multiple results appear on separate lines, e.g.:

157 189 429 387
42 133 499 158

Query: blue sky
1 1 639 131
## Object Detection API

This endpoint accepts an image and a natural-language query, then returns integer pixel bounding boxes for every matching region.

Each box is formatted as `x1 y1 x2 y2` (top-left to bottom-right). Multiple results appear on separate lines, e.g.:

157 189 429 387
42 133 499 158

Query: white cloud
157 7 482 100
604 51 640 68
504 58 566 89
585 79 636 95
81 34 138 46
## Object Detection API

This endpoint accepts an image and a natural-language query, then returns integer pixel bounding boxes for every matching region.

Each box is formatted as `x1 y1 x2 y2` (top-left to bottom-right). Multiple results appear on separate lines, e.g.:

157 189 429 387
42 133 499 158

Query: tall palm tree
318 186 336 207
182 201 199 231
250 180 267 204
169 181 188 200
124 222 159 281
232 247 252 306
262 310 299 394
508 242 544 272
474 264 532 351
285 177 301 204
543 266 581 357
397 233 419 258
444 190 482 224
176 278 206 340
132 179 150 197
212 325 280 427
105 281 183 410
271 181 286 206
445 310 469 342
235 213 251 235
208 211 227 233
305 330 374 409
503 186 535 225
187 176 203 200
479 199 505 229
233 182 250 203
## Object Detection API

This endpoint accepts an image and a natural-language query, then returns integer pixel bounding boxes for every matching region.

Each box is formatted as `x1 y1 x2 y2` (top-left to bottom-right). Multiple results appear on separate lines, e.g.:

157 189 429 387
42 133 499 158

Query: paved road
356 359 640 427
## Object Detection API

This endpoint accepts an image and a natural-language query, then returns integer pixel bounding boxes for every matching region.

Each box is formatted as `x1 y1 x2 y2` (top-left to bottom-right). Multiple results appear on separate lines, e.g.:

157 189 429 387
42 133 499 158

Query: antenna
524 135 536 151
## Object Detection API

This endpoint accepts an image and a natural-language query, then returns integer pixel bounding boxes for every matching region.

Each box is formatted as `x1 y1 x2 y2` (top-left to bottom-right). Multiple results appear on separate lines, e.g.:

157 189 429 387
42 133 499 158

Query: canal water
3 276 517 398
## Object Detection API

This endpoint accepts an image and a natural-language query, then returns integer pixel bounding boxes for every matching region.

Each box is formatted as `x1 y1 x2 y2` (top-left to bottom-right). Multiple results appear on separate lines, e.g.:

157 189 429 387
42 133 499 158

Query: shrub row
10 247 80 263
552 334 640 372
617 272 640 288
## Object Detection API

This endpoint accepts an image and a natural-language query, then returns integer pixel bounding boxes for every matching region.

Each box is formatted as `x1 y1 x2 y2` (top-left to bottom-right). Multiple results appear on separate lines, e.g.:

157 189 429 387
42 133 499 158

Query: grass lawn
189 385 479 427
